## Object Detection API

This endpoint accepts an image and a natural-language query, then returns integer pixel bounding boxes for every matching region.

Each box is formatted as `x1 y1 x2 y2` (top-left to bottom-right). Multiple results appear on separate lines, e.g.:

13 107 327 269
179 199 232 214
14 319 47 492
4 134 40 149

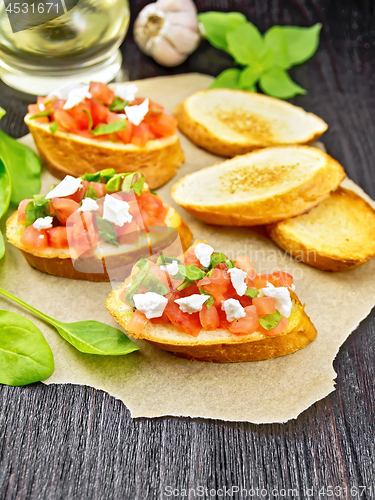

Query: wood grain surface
1 1 374 499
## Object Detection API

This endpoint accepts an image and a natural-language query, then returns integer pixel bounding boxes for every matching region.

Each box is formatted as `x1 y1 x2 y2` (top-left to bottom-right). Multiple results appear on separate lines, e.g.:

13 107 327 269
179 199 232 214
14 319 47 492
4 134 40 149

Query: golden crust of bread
25 115 185 189
171 146 346 226
105 286 317 363
174 89 328 157
6 207 193 281
267 187 375 271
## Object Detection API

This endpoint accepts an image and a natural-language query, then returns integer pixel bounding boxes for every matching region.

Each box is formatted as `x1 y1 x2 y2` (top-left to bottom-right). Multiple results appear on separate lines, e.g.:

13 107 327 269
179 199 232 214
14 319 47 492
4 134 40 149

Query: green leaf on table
0 310 54 386
210 68 242 89
238 65 262 90
226 22 265 65
264 27 290 68
282 24 322 66
198 11 247 51
259 67 306 99
259 310 282 331
0 158 11 219
92 119 126 136
0 107 6 120
0 232 4 260
95 215 118 246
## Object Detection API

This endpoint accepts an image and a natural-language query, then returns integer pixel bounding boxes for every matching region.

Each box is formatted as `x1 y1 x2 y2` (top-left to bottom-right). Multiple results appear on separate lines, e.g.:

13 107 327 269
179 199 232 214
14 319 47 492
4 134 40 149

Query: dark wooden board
1 1 374 498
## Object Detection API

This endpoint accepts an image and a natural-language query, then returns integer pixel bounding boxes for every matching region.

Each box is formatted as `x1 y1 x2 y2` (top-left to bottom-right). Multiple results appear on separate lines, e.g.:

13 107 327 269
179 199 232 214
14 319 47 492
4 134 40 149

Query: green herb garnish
81 172 101 182
83 184 99 200
199 288 214 309
157 255 182 266
83 109 93 132
259 310 282 331
122 172 145 196
92 119 126 136
49 121 58 133
142 274 169 296
25 195 52 227
109 97 129 111
177 279 194 291
99 168 117 183
29 109 53 119
182 265 206 281
150 190 158 195
106 174 123 192
95 215 118 246
245 288 259 298
124 258 151 307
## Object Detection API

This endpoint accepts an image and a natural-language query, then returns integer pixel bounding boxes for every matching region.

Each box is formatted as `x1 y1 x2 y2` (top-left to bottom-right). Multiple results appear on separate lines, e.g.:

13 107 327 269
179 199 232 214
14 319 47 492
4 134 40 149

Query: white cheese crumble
159 260 179 276
260 283 293 318
194 243 214 267
222 299 246 322
228 267 247 296
78 197 99 212
39 103 45 111
33 216 53 230
63 84 92 110
47 81 80 100
125 98 149 126
45 175 83 199
115 83 138 102
174 294 209 314
133 292 168 319
102 194 132 227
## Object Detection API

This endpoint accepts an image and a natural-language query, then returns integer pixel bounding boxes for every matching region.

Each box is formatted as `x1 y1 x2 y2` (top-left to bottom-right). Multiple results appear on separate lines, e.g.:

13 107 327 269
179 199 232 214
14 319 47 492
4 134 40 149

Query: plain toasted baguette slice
106 285 317 363
267 187 375 271
25 115 185 189
6 207 192 281
174 89 328 157
171 146 346 226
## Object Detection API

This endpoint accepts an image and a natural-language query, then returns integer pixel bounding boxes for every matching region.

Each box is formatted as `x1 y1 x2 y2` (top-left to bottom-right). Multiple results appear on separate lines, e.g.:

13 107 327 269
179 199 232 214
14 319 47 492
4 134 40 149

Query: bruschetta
25 82 184 189
106 241 317 362
6 169 193 281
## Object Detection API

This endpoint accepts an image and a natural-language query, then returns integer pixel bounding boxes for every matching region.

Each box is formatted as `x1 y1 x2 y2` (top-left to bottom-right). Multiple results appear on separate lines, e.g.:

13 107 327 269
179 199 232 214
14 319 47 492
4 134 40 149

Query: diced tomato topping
253 274 274 289
149 113 178 138
17 198 33 223
68 212 98 257
64 180 90 203
237 294 253 308
37 96 49 105
20 226 48 250
228 305 259 335
117 120 134 143
200 265 230 305
54 109 78 132
27 103 49 123
149 99 164 112
52 99 66 112
150 310 169 324
148 264 170 289
182 246 202 267
90 182 107 199
66 100 92 130
199 304 220 331
131 122 155 146
164 292 202 337
51 198 80 225
89 82 115 105
127 310 149 335
91 98 109 126
115 218 139 245
46 226 69 248
262 317 289 337
137 191 168 227
234 256 257 280
252 297 276 317
271 271 294 288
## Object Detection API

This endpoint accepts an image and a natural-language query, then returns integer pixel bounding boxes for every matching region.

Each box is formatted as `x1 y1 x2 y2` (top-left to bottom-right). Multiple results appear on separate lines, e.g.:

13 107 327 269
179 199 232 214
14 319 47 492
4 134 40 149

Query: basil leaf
29 109 53 119
92 119 126 136
49 121 58 133
25 197 51 227
282 24 322 66
210 68 242 90
264 27 290 69
83 109 93 132
0 288 139 356
198 11 247 51
106 174 123 192
95 215 118 246
259 310 282 331
157 255 182 266
238 65 262 90
0 232 4 260
225 259 235 269
245 288 259 298
109 97 129 111
205 295 214 309
0 107 5 119
81 172 101 182
124 258 151 307
122 173 145 196
226 22 265 65
83 184 99 200
0 310 54 386
259 67 306 99
209 252 227 269
177 279 193 291
142 274 169 296
184 265 206 281
150 190 158 195
100 168 117 183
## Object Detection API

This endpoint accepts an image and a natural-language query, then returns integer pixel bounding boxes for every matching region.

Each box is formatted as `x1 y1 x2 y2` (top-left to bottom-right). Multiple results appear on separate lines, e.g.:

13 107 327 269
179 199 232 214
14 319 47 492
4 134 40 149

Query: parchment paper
1 74 374 423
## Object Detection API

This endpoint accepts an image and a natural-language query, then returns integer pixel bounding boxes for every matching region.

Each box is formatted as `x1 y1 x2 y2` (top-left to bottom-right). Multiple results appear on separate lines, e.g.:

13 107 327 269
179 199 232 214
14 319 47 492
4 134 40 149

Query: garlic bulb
134 0 201 67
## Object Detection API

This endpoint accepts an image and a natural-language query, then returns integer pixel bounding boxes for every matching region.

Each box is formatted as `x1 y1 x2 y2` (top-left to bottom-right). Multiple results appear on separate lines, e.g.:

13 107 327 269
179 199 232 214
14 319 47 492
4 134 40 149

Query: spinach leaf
0 233 4 260
259 310 282 331
0 157 11 219
124 258 151 307
0 310 54 386
95 215 118 246
0 287 139 356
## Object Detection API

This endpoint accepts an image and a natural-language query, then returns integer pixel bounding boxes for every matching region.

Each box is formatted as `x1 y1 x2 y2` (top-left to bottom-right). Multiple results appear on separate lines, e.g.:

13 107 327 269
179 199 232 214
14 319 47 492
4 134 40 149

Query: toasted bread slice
6 207 192 281
174 89 328 157
25 115 185 189
267 187 375 271
171 146 346 226
106 285 317 363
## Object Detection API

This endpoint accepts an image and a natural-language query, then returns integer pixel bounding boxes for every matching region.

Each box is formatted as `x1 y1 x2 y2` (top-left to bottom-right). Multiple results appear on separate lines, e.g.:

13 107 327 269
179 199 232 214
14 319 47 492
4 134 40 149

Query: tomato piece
262 317 289 337
66 100 92 130
149 99 164 112
69 212 98 257
228 305 259 335
150 310 169 324
271 271 294 288
201 266 230 305
17 198 33 223
149 264 170 289
89 82 115 105
234 256 257 280
199 304 220 331
28 103 49 123
91 98 109 126
20 226 48 250
131 122 155 146
90 182 107 199
51 198 80 225
165 292 202 337
54 109 78 132
137 191 168 226
115 218 139 245
128 310 149 335
64 180 90 203
117 120 134 143
182 247 202 267
252 297 276 317
237 294 253 308
46 226 69 248
253 274 274 289
149 113 178 138
52 99 66 111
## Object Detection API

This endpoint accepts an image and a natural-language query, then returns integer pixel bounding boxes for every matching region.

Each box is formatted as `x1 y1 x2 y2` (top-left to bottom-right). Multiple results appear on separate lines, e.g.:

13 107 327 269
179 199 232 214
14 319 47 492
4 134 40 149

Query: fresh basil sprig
259 310 282 330
25 195 52 227
142 274 169 296
0 310 54 386
95 215 119 246
125 258 151 307
109 97 129 111
199 288 214 309
199 12 322 99
83 184 99 200
92 119 127 136
121 173 145 196
0 287 139 356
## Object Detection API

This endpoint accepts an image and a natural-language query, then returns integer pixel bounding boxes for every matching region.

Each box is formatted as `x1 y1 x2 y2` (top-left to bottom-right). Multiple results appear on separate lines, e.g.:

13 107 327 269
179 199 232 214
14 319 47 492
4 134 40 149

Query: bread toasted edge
105 287 317 363
174 90 328 157
171 146 346 226
25 115 185 189
266 187 375 272
6 207 193 281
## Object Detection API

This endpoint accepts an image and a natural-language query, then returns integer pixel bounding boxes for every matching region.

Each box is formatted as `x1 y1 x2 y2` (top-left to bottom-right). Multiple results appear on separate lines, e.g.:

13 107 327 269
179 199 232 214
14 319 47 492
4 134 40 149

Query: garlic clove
157 0 197 14
150 35 187 67
167 12 201 32
161 22 200 53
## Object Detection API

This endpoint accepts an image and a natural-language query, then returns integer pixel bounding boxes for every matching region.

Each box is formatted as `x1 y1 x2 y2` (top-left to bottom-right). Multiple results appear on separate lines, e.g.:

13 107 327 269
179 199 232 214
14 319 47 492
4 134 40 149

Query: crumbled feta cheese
159 260 179 276
260 283 293 318
63 84 92 110
291 283 296 291
194 243 214 267
228 267 247 296
175 294 209 314
39 103 45 111
102 194 132 227
33 216 53 230
45 175 83 199
222 299 246 322
47 81 80 100
134 292 168 319
115 83 138 102
79 197 99 212
125 98 149 126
